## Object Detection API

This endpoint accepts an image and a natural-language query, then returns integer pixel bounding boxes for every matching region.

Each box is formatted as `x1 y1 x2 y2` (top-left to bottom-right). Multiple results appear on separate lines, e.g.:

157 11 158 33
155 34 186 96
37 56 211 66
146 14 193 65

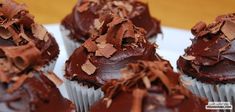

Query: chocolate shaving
208 22 223 34
94 19 104 30
0 69 9 82
106 19 137 48
1 42 41 70
83 39 98 52
95 43 117 58
107 16 127 27
0 0 27 19
103 61 177 102
31 23 48 42
0 27 12 39
103 98 112 108
95 35 107 43
6 75 28 93
113 1 133 13
0 58 21 78
131 89 147 112
181 55 196 61
191 21 207 36
142 76 151 89
221 20 235 41
81 59 97 75
45 72 63 87
77 2 90 12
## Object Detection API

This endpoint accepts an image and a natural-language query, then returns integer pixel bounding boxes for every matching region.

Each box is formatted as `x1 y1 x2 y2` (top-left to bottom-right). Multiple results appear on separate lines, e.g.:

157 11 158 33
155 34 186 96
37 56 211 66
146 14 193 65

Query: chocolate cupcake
61 0 161 55
0 0 59 72
0 37 75 112
64 14 160 112
177 13 235 110
0 70 75 112
90 60 211 112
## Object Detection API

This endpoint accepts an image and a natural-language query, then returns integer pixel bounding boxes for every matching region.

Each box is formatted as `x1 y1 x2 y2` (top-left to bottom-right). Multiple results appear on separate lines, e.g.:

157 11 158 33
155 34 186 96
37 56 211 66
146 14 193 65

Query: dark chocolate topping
90 60 210 112
65 14 160 88
177 13 235 84
0 35 75 112
0 70 75 112
61 0 161 42
0 0 59 67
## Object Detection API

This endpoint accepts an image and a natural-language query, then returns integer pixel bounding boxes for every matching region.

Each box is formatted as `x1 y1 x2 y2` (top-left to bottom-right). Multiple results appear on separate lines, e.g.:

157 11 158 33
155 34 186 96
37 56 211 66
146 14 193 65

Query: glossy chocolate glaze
64 14 160 88
90 88 210 112
0 0 59 67
90 60 210 112
61 0 161 42
0 71 75 112
65 45 158 88
177 13 235 84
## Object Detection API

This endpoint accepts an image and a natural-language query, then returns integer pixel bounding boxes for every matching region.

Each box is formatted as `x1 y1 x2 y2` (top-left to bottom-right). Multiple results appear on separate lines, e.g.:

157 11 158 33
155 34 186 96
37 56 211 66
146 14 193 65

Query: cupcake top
61 0 161 42
0 35 75 112
65 13 160 88
0 70 75 112
90 60 210 112
177 13 235 84
0 0 59 67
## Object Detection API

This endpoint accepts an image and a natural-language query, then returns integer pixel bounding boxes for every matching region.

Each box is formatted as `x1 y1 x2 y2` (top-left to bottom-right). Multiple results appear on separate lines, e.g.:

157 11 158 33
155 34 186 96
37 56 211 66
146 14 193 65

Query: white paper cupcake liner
41 59 57 72
64 79 104 112
60 26 81 56
180 74 235 111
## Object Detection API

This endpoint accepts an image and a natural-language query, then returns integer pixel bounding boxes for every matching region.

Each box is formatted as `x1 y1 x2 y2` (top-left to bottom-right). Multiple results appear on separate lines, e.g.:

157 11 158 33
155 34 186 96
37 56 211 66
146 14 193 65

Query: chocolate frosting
61 0 161 42
177 13 235 84
65 14 160 88
0 29 75 112
0 70 75 112
90 60 210 112
0 0 59 67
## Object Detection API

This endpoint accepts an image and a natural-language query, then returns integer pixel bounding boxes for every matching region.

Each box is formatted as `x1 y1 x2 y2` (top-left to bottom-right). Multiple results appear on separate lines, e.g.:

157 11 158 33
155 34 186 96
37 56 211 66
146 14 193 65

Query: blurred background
17 0 235 29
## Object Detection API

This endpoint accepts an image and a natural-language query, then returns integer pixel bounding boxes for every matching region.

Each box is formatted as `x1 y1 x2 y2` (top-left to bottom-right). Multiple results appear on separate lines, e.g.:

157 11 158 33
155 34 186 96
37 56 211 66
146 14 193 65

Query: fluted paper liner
60 26 81 56
64 79 104 112
180 74 235 111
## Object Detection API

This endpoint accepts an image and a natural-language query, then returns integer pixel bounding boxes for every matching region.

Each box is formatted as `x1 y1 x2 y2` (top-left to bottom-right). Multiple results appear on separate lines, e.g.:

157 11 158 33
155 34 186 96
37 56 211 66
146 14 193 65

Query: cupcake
90 60 211 112
0 0 60 72
177 13 235 110
61 0 161 55
0 39 75 112
0 70 75 112
64 13 161 112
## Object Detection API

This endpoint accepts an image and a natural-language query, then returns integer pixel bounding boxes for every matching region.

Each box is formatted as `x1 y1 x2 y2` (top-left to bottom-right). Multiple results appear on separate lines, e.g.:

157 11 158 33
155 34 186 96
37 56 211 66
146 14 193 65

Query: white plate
44 24 193 98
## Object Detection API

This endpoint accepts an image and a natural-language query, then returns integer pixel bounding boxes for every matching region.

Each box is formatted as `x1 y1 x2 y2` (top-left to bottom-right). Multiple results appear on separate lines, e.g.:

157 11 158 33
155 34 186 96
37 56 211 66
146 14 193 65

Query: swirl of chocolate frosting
61 0 161 42
65 13 160 88
0 70 75 112
90 60 210 112
177 13 235 84
0 0 59 67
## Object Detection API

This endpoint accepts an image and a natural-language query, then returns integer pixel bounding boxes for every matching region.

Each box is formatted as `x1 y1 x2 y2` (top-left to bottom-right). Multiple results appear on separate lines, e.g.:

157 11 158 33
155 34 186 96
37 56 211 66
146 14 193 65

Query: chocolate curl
0 27 12 39
81 59 97 75
1 42 41 70
146 61 175 93
221 20 235 41
191 21 207 36
106 17 127 48
131 89 147 112
77 1 90 13
6 75 28 93
31 23 48 42
0 0 27 19
0 69 9 82
45 72 63 87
